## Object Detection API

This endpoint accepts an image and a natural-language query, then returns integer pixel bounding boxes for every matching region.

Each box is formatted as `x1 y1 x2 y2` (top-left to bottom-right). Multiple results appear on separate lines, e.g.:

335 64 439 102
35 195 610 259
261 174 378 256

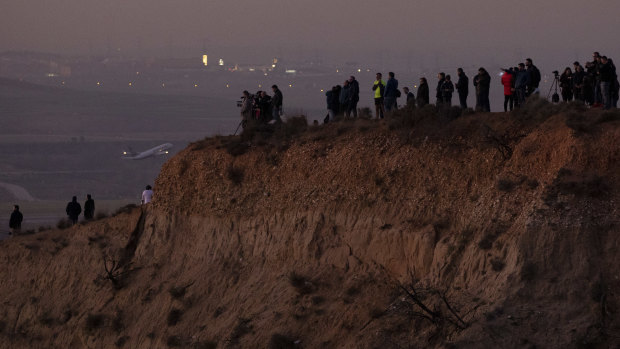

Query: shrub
56 218 71 230
85 313 105 332
226 165 245 185
269 333 296 349
497 179 516 192
167 308 183 326
167 335 183 347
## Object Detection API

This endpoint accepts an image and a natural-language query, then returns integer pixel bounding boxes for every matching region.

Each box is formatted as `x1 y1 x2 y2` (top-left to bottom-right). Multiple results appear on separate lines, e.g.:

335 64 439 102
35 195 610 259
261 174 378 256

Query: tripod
547 74 560 103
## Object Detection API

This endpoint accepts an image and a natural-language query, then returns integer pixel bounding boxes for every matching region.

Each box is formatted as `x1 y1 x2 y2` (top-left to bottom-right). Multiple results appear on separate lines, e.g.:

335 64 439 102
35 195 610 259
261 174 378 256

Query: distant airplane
121 143 173 160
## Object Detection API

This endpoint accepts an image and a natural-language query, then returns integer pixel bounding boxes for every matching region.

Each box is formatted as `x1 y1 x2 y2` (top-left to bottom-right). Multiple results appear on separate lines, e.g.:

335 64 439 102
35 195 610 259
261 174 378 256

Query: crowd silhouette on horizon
239 51 619 124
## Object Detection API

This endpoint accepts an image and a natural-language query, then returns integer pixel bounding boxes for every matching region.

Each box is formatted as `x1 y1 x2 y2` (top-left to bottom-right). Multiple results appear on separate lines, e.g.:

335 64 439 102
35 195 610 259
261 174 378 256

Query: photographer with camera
240 90 253 130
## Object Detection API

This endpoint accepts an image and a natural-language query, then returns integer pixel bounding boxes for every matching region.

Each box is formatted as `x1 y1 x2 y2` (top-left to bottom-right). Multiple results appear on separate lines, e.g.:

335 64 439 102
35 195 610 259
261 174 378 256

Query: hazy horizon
2 0 620 70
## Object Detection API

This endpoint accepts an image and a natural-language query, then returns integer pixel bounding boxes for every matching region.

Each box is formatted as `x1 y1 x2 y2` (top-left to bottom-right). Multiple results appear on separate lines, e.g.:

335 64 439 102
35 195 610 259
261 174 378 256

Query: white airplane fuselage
122 143 173 160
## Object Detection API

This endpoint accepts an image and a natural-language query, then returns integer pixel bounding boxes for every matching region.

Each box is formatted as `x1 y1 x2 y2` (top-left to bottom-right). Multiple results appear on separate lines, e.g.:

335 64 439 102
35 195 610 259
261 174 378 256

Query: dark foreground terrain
1 100 620 348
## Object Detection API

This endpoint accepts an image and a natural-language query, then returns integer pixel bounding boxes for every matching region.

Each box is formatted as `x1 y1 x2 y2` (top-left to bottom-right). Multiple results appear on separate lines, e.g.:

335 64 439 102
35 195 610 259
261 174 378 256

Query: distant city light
202 55 208 66
358 68 361 72
320 89 324 92
136 71 140 75
285 69 296 74
61 81 65 85
258 84 262 88
46 73 58 77
194 84 198 87
226 84 229 88
162 83 165 87
96 81 101 86
249 68 255 72
289 84 292 88
336 69 339 73
219 59 224 66
264 73 268 76
128 82 132 86
272 64 276 68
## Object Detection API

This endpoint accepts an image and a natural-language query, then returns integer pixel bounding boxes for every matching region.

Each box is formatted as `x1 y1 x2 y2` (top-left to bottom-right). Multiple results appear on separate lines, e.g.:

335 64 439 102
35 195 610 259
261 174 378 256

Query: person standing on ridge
384 72 399 112
240 90 253 129
84 194 95 221
514 63 529 107
66 196 82 225
403 87 415 107
525 58 541 97
501 68 515 112
436 72 446 106
271 85 283 123
455 68 469 109
340 80 350 118
599 56 614 110
142 185 154 204
442 75 455 107
474 67 491 112
417 77 430 108
9 205 23 235
559 67 574 102
347 76 360 118
372 73 386 119
572 63 585 102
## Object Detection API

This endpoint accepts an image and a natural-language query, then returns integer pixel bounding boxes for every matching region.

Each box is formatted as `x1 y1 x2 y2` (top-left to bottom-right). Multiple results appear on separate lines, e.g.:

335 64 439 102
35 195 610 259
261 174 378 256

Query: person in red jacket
501 68 515 112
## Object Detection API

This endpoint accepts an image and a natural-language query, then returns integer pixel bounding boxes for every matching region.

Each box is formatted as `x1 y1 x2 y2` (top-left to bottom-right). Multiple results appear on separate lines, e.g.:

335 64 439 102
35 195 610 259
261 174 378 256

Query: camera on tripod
552 70 559 78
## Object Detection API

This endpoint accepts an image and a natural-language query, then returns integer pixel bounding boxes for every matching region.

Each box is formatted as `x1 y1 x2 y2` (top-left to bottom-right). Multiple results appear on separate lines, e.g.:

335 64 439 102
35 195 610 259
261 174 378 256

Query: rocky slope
1 102 620 348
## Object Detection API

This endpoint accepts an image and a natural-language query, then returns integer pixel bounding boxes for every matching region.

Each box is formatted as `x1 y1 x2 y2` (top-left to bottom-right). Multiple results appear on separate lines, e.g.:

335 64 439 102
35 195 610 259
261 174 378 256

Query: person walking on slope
501 68 515 112
9 205 23 235
271 85 283 123
442 75 455 107
372 73 386 119
417 77 430 108
66 196 82 225
474 68 491 112
346 76 360 118
84 194 95 221
455 68 469 109
142 185 154 204
436 72 446 106
384 72 399 112
525 58 541 97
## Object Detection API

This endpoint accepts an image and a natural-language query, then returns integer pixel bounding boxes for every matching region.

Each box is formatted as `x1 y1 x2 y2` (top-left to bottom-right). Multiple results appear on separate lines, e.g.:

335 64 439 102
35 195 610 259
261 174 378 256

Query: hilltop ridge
1 101 620 348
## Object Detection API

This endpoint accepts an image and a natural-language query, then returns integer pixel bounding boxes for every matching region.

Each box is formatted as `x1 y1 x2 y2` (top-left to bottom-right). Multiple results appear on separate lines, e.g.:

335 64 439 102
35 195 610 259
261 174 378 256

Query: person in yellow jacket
372 73 386 119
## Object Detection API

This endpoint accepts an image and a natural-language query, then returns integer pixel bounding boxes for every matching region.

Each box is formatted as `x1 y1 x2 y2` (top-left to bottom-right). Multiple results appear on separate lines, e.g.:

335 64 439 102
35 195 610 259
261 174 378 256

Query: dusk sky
2 0 620 67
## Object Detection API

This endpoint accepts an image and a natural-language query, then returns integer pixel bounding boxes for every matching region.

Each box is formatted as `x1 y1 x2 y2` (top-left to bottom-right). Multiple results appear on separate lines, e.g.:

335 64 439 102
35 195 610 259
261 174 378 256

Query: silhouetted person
525 58 541 96
66 196 82 225
347 76 360 118
455 68 469 108
599 56 614 109
559 67 573 102
271 85 283 123
9 205 23 235
417 77 430 108
436 72 446 106
142 185 154 204
258 91 272 122
325 86 339 122
84 194 95 220
340 80 350 117
501 68 515 112
403 87 415 107
573 63 585 102
474 67 491 112
240 90 253 128
384 72 399 112
514 63 529 107
372 73 386 119
442 75 455 107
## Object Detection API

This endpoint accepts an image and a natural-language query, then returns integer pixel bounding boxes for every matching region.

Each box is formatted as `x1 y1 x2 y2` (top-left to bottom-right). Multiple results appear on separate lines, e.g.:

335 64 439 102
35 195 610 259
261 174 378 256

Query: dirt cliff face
1 103 620 348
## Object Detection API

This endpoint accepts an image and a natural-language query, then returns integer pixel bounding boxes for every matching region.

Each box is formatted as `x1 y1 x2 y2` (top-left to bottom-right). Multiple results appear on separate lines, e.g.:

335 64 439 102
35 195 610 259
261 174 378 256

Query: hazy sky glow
2 0 620 66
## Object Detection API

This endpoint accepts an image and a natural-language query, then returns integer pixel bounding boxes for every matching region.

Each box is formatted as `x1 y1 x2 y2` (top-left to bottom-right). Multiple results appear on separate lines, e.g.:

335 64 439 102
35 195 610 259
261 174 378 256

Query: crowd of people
7 184 155 236
240 52 619 122
240 84 284 129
